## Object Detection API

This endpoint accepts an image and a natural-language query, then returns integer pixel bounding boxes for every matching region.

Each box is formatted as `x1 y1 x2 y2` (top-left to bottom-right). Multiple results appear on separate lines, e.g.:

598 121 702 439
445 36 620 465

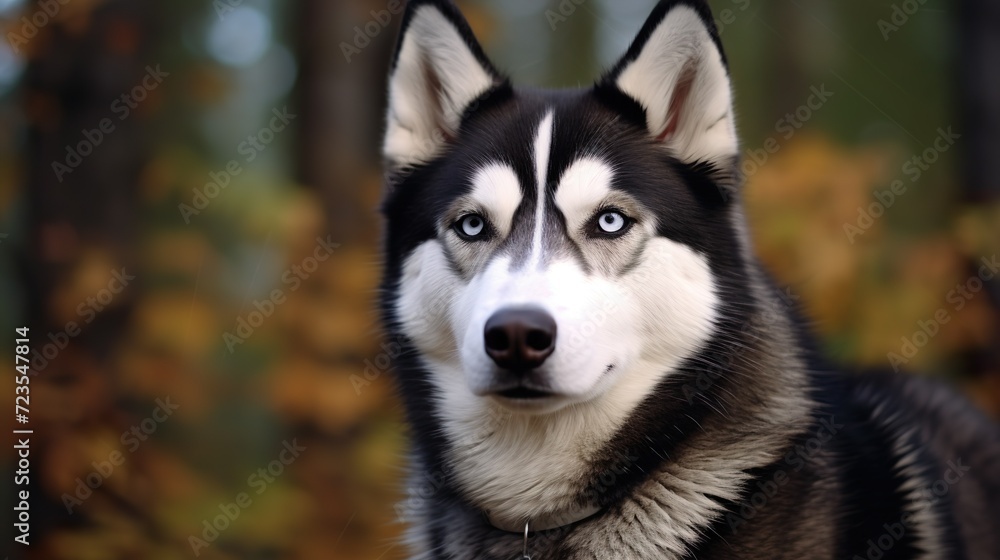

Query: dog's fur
378 1 1000 558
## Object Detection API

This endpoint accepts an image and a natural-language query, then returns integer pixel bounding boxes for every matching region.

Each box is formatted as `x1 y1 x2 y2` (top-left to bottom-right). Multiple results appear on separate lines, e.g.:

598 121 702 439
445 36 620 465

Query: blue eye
456 214 487 239
597 211 626 234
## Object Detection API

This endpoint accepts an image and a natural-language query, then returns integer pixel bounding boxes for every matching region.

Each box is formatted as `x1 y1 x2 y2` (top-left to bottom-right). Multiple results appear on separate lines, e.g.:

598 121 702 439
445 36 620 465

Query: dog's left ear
598 0 737 166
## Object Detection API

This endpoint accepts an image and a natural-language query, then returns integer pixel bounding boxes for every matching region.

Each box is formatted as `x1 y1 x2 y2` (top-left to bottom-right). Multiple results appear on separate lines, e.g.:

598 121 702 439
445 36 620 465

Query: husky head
381 0 759 529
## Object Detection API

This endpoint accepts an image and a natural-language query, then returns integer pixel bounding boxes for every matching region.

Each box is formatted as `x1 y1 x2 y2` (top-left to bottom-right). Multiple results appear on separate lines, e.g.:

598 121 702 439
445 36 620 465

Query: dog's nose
484 306 557 372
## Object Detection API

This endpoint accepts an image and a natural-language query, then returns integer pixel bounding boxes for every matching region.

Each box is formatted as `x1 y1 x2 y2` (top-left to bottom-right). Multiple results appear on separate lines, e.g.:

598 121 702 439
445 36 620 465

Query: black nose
484 306 557 372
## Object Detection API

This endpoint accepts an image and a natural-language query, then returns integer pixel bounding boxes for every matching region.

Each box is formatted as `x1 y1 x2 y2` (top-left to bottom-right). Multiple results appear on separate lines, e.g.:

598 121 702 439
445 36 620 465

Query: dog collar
485 503 602 533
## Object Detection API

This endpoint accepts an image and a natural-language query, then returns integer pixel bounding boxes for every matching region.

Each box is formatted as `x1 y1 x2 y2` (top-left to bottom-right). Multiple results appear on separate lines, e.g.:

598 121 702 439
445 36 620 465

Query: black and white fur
378 1 1000 558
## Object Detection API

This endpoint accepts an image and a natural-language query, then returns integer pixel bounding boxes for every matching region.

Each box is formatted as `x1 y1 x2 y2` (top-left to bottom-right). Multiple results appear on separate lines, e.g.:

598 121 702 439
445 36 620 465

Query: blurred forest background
1 0 998 558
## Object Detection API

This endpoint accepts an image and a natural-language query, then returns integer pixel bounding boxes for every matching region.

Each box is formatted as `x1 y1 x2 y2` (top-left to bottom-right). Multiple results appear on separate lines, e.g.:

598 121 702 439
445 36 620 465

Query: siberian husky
378 1 1000 558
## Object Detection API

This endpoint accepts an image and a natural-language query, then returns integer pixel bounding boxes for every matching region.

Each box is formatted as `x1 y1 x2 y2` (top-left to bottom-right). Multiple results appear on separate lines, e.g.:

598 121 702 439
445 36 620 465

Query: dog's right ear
383 0 505 172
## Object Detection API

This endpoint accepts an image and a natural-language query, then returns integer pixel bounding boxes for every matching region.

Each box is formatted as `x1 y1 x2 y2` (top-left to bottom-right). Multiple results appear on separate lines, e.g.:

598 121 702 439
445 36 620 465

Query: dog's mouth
495 387 555 400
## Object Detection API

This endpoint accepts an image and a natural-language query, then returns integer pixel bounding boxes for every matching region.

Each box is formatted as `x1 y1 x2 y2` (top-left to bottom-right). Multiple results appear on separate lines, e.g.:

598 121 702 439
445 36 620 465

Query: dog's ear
597 0 737 167
383 0 504 171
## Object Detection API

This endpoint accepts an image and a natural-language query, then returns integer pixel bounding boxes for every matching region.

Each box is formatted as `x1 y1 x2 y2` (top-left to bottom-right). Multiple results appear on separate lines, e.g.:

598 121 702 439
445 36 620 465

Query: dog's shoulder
839 370 1000 559
844 370 1000 456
